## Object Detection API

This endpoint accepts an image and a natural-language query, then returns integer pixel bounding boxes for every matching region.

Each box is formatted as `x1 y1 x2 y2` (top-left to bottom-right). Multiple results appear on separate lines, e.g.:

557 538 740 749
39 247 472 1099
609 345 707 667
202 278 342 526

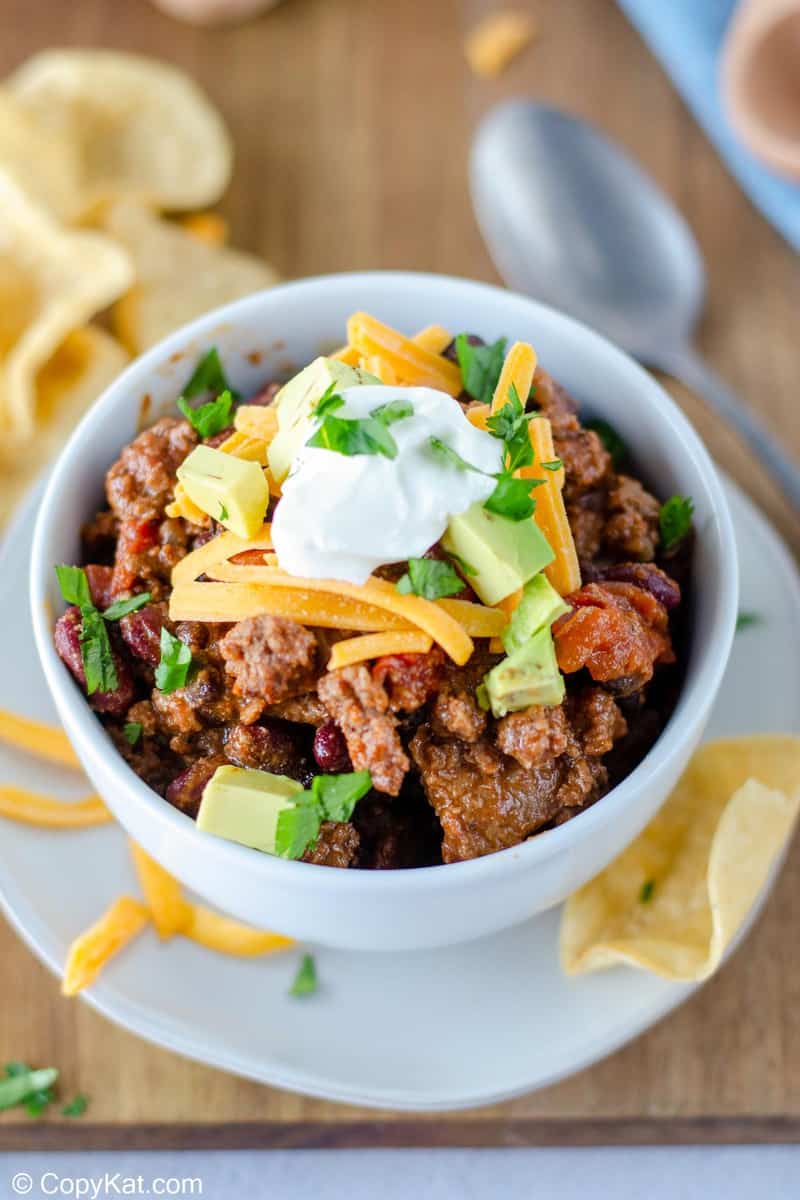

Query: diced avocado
196 764 305 855
442 501 554 606
483 627 565 718
176 444 269 539
268 356 380 482
503 574 571 654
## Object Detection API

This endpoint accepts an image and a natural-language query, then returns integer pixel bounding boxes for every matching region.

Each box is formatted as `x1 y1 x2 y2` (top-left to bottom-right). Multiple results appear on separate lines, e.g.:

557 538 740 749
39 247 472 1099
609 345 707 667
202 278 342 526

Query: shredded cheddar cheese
0 709 80 769
525 417 581 595
0 787 111 828
184 906 295 957
347 312 462 396
171 525 273 585
165 480 210 524
328 630 433 670
129 841 192 940
62 896 150 996
491 341 538 413
465 10 536 79
233 405 279 442
360 354 399 385
412 324 453 356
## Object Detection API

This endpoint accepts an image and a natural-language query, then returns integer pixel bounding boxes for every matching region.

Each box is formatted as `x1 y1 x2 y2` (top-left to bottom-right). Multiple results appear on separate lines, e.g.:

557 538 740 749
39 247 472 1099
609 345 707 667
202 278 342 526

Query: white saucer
0 477 798 1112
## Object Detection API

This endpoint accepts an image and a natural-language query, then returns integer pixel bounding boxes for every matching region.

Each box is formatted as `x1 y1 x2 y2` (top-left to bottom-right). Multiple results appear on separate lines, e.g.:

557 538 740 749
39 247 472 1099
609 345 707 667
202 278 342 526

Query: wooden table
1 0 799 1149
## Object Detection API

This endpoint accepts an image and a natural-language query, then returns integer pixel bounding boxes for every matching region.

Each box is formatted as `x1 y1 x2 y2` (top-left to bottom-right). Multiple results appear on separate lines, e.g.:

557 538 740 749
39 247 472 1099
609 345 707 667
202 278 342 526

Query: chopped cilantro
659 495 694 550
397 557 465 600
427 436 481 474
484 474 540 522
313 383 345 418
219 502 229 522
307 397 413 461
61 1094 89 1118
178 389 234 440
101 593 151 622
26 1086 55 1117
290 954 318 997
0 1067 58 1113
541 459 563 472
486 382 534 472
455 334 507 405
445 550 477 576
54 564 92 609
639 879 656 904
585 418 628 468
182 347 239 402
736 611 762 633
4 1062 29 1078
123 722 143 746
154 628 193 694
311 771 372 823
275 798 322 860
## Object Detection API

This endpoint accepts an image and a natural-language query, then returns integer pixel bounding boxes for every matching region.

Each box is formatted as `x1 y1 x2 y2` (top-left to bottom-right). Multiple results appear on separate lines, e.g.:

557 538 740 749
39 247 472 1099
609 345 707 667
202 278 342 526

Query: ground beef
410 729 566 862
224 720 310 781
218 615 318 712
495 705 570 769
151 663 238 743
567 492 608 563
533 368 612 503
266 692 329 726
165 754 227 818
429 654 496 743
301 821 360 868
604 475 661 561
106 417 197 524
317 665 409 796
567 688 628 756
81 509 118 564
554 581 674 693
372 647 444 712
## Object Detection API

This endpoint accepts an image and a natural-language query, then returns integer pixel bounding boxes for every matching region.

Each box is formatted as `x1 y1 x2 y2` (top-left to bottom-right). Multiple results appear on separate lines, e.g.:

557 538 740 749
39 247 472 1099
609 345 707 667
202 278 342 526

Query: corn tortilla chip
0 172 132 444
7 49 233 214
560 736 800 981
104 200 277 353
0 326 128 526
0 89 81 220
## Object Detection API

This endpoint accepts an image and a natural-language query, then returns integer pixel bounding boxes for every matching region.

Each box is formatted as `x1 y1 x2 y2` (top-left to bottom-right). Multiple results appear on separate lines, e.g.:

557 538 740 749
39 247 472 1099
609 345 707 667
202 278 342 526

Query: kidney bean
591 562 681 610
54 606 135 716
247 381 281 407
84 564 115 610
120 604 166 665
226 720 310 780
442 333 484 363
313 721 351 773
166 754 227 818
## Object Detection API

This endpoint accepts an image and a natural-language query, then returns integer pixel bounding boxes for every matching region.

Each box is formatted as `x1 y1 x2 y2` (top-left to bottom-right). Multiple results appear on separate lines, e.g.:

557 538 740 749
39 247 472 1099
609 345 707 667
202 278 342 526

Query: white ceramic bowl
30 273 738 951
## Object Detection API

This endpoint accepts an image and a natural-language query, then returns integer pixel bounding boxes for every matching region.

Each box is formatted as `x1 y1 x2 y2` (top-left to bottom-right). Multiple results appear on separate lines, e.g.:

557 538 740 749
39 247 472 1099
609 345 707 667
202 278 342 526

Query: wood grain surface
1 0 798 1149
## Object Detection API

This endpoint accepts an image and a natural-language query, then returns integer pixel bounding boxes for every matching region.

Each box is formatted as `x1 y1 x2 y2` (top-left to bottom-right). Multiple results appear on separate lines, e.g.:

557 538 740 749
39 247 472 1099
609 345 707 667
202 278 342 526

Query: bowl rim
29 270 739 893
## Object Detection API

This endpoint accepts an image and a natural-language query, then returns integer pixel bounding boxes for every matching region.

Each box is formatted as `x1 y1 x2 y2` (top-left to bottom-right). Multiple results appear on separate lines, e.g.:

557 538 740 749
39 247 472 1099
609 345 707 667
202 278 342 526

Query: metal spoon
470 99 800 511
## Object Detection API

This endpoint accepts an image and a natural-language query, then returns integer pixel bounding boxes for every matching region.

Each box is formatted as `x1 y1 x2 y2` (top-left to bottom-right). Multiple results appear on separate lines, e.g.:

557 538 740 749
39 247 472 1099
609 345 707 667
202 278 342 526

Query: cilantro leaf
275 798 322 860
26 1086 55 1117
4 1062 30 1077
308 412 399 460
455 334 507 404
541 459 563 472
736 611 762 632
178 389 234 440
123 722 143 746
659 495 694 550
427 436 483 474
290 954 318 997
183 347 239 402
78 608 118 695
484 474 540 522
102 592 151 622
311 771 372 823
154 628 193 694
219 503 229 522
486 383 534 472
313 383 346 418
639 879 656 904
61 1094 89 1118
397 557 465 600
585 418 627 468
371 398 414 426
55 564 92 609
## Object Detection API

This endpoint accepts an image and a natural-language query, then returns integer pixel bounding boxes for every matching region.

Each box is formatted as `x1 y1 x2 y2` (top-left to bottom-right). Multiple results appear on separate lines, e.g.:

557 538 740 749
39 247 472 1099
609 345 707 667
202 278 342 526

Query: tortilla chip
7 49 233 214
104 200 278 353
0 89 81 220
0 172 132 444
560 736 800 981
0 326 128 526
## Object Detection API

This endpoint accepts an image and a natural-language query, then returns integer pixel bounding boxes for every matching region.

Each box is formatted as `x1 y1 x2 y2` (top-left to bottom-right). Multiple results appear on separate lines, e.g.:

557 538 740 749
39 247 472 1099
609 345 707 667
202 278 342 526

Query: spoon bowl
470 99 800 510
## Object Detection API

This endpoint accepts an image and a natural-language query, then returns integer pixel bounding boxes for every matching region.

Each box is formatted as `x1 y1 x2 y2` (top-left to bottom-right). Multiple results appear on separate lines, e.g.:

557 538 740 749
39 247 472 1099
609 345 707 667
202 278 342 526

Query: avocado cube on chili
483 626 564 718
268 356 380 483
502 573 571 654
197 765 306 856
442 501 554 606
176 444 268 538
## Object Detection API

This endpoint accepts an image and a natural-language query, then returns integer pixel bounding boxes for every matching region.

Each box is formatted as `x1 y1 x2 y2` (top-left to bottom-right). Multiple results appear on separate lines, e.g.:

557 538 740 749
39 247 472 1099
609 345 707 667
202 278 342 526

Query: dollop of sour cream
271 385 503 584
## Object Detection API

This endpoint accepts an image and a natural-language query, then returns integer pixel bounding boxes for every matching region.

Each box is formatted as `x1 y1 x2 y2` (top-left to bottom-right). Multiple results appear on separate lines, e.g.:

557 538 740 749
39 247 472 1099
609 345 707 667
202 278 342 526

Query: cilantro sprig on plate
177 347 240 438
290 954 318 997
275 770 372 860
55 566 150 696
307 391 414 461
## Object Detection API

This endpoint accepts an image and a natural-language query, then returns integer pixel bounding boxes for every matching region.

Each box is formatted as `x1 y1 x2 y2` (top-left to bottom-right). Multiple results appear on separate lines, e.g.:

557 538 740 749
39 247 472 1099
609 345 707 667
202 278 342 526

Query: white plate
1 477 798 1112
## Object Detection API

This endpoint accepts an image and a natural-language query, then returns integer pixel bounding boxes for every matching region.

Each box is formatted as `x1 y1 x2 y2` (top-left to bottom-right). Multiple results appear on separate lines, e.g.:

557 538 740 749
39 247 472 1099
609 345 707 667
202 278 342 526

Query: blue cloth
618 0 800 252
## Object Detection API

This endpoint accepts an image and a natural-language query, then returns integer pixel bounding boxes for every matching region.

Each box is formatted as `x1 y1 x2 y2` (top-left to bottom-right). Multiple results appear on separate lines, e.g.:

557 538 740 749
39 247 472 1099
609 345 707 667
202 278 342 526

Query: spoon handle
655 345 800 512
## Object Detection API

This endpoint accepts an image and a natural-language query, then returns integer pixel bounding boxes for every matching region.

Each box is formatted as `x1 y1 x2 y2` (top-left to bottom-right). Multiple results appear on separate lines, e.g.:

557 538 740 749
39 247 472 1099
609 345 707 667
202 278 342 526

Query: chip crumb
465 10 536 79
